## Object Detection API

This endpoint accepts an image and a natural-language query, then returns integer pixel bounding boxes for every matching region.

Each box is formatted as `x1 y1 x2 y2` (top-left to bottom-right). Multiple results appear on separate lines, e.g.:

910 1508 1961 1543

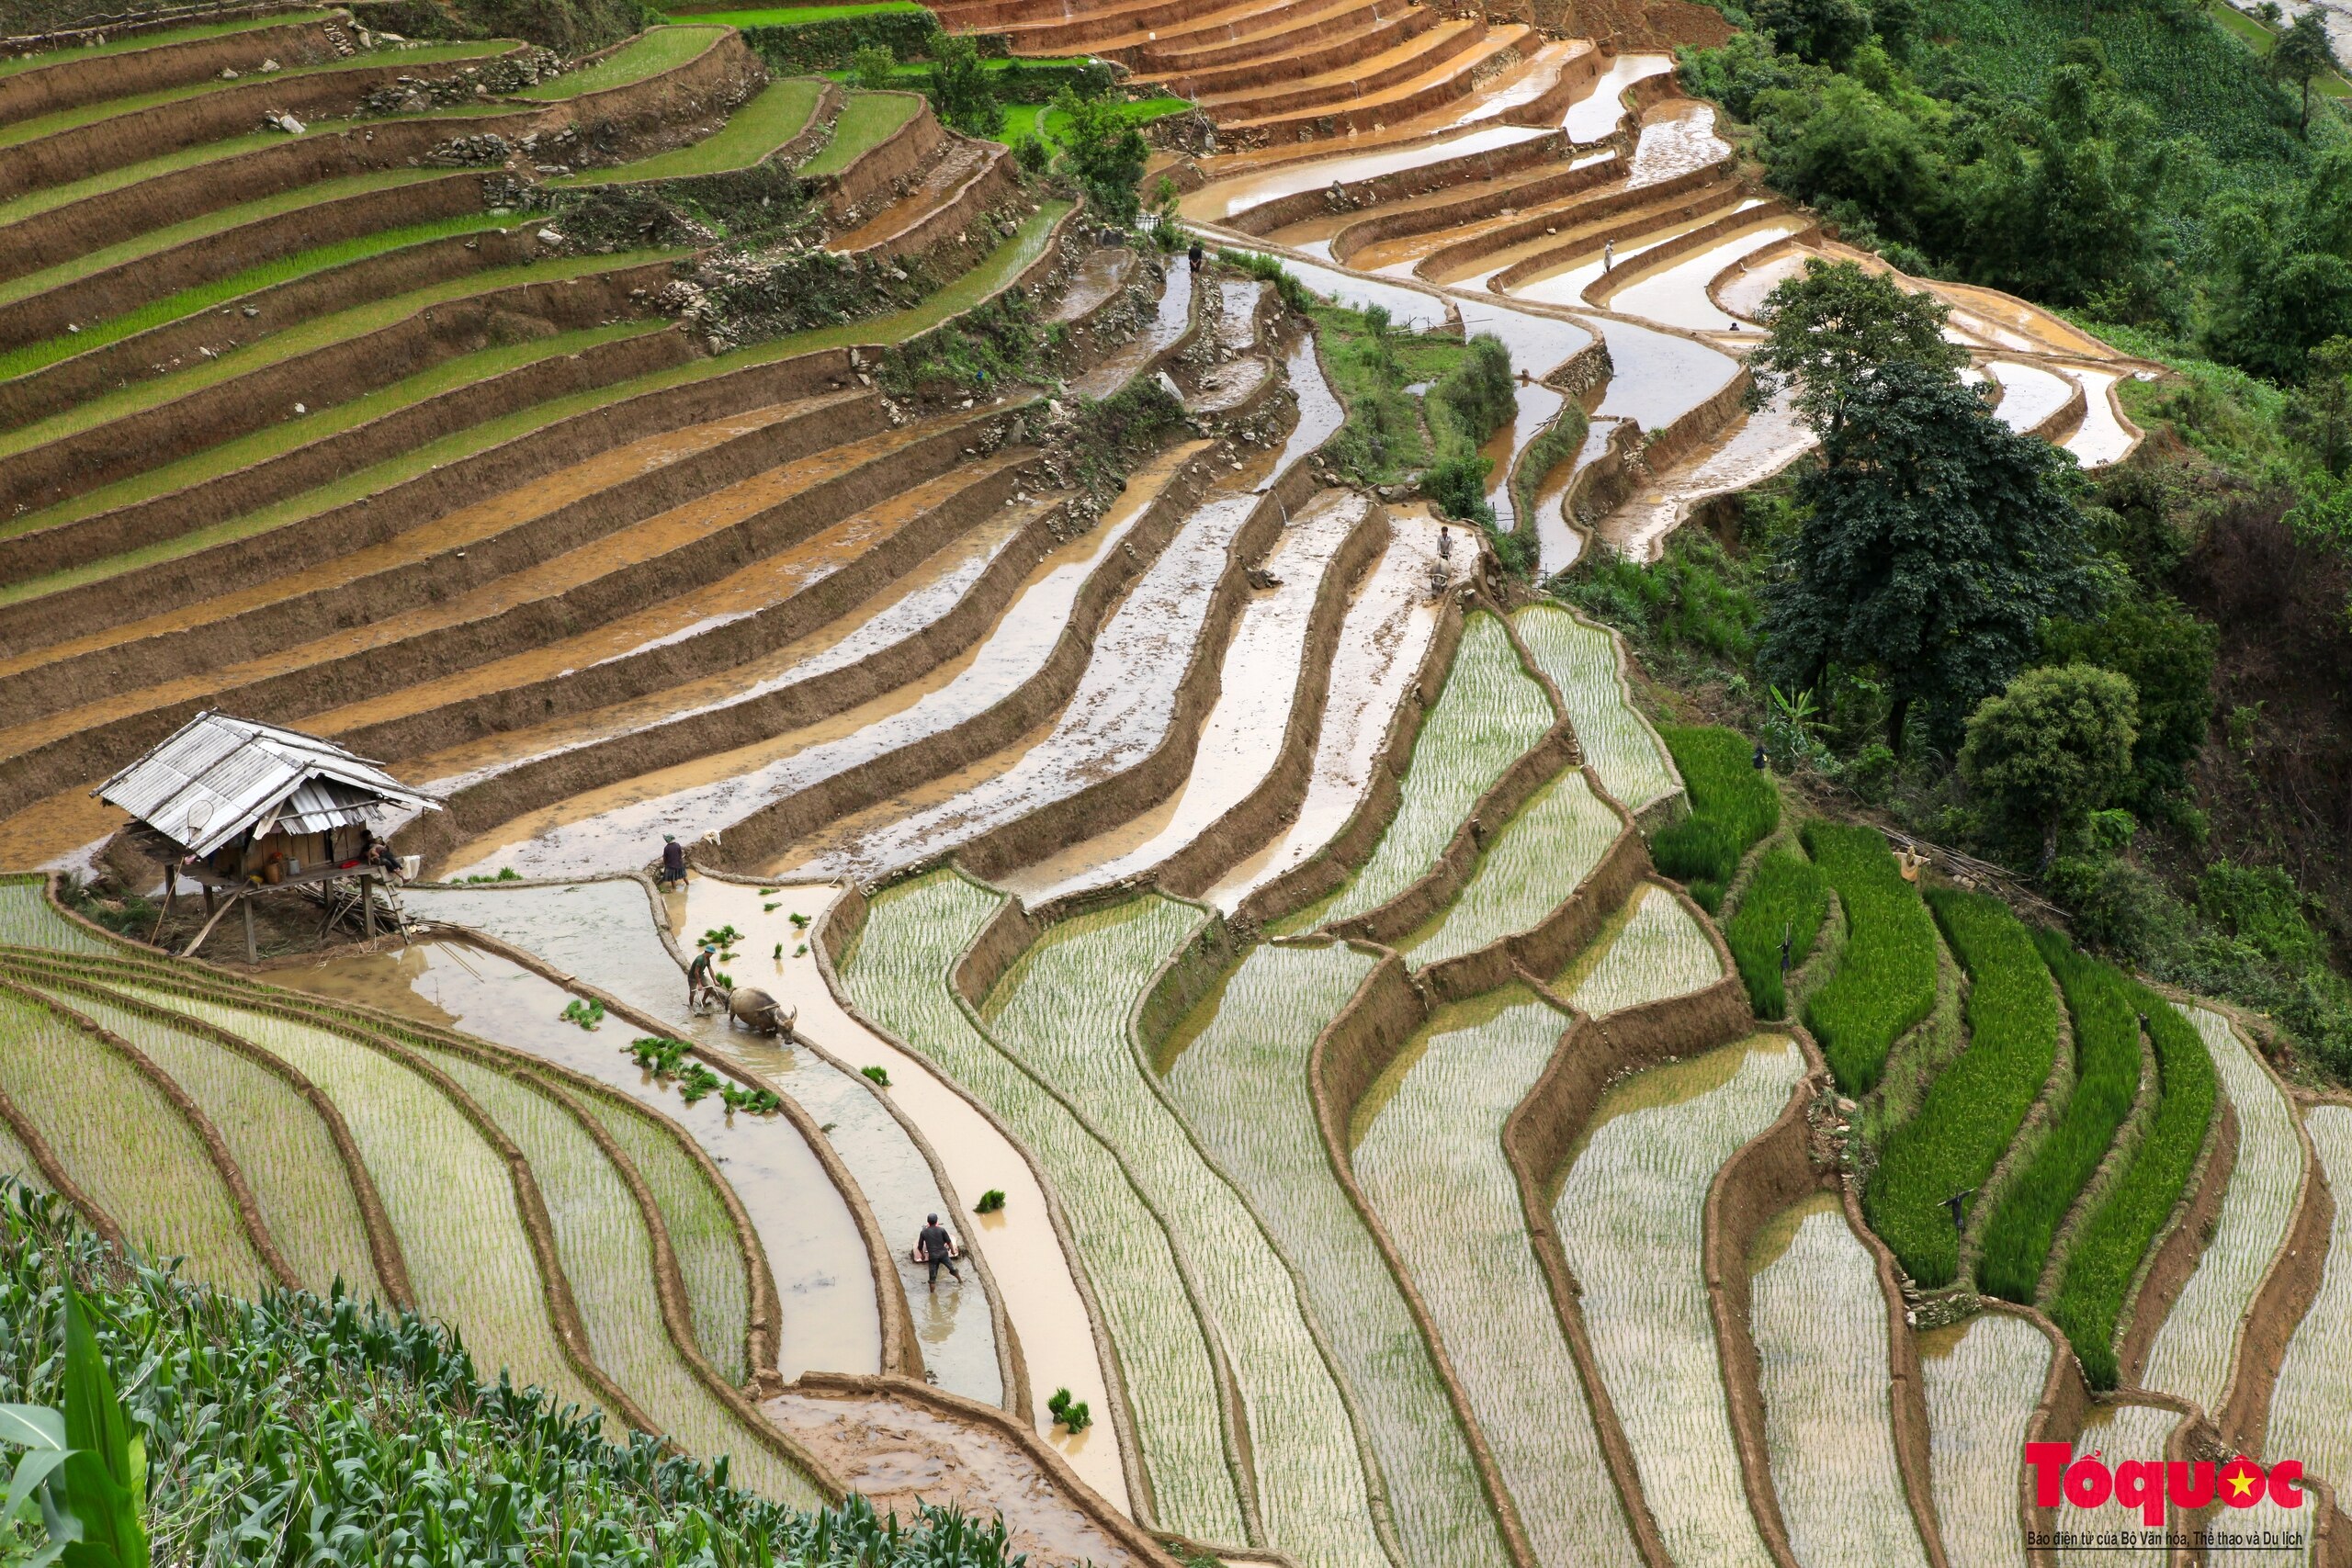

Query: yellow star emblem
2227 1471 2256 1499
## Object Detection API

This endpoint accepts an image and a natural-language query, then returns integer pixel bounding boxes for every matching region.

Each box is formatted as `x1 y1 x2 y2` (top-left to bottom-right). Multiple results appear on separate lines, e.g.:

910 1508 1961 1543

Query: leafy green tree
851 43 896 90
1758 358 2103 751
1961 662 2140 867
928 35 1001 138
2285 335 2352 477
2041 593 2215 803
1051 87 1149 225
1748 257 1967 431
2270 10 2338 135
1755 0 1871 65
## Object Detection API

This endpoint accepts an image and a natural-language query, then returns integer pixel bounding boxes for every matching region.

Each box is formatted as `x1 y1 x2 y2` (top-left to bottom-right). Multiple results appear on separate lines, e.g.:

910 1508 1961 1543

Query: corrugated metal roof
96 712 441 857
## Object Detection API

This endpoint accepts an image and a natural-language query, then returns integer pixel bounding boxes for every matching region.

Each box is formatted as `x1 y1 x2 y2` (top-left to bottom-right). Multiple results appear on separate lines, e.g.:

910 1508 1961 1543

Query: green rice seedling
1863 890 2058 1289
38 980 382 1303
2050 1404 2180 1566
2237 1106 2352 1547
719 1084 782 1115
0 876 112 953
0 991 269 1294
795 943 808 957
569 1095 752 1384
974 1190 1006 1213
560 998 606 1031
1277 613 1554 934
789 911 810 926
1555 882 1725 1016
628 1036 692 1076
1510 605 1679 811
1551 1034 1803 1568
981 898 1388 1568
1975 933 2143 1304
1651 727 1780 911
397 1039 823 1504
676 1064 724 1105
0 11 334 78
0 212 511 381
1397 767 1622 965
1160 944 1512 1568
842 874 1246 1543
1801 822 1938 1095
775 943 785 958
797 91 924 178
701 926 744 949
1060 1399 1092 1432
1352 986 1645 1568
515 27 725 100
1724 850 1828 1019
861 1065 890 1088
1749 1194 1935 1568
2133 1005 2301 1412
2047 996 2216 1389
553 78 826 184
1918 1313 2052 1568
0 1117 46 1192
119 985 610 1419
462 868 528 884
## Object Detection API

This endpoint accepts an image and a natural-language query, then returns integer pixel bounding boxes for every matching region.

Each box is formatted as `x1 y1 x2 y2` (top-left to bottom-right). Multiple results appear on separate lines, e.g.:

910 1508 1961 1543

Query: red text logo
2026 1444 2304 1528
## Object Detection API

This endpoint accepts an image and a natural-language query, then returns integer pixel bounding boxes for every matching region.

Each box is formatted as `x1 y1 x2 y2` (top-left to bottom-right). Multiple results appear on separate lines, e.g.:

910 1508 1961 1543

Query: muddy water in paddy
1625 100 1733 186
401 884 1128 1504
445 444 1210 879
1585 313 1741 435
277 931 885 1381
1186 122 1555 227
1983 360 2075 434
1526 417 1612 574
998 492 1374 905
2062 367 2137 467
1070 265 1193 400
1204 513 1443 910
1277 150 1617 268
789 484 1261 884
1504 197 1769 308
1253 332 1346 491
1597 396 1813 561
1560 51 1672 143
1598 218 1810 333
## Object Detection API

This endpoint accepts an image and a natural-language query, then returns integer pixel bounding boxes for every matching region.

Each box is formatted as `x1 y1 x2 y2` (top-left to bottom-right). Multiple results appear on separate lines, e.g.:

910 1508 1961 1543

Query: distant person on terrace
688 942 719 1011
659 833 687 891
916 1214 961 1290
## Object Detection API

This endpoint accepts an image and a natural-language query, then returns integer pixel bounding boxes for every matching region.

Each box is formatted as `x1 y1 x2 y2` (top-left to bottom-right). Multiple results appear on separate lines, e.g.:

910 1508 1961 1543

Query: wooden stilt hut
95 712 443 964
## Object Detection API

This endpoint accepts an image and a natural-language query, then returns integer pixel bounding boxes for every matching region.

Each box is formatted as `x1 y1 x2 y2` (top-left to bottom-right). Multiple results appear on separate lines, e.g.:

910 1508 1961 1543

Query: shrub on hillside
741 10 950 72
1725 848 1830 1019
1863 888 2060 1288
1801 820 1937 1093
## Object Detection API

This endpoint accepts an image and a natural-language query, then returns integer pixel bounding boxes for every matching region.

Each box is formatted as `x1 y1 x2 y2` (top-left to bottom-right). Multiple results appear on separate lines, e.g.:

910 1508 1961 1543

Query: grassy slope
515 26 726 99
797 88 921 176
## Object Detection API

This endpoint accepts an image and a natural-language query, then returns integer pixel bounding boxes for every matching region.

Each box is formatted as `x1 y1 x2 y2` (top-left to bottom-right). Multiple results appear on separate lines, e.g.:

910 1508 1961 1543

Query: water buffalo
724 986 797 1039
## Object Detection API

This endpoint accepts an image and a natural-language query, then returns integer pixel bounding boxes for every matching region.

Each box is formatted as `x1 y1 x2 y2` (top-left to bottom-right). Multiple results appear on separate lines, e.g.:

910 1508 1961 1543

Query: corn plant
2135 1005 2301 1411
1354 989 1644 1568
1751 1197 1934 1568
1552 1036 1802 1567
0 1287 147 1568
1399 769 1622 965
1864 890 2058 1289
1724 850 1828 1020
1556 883 1725 1016
1511 606 1680 812
981 897 1389 1568
1275 614 1553 933
1976 933 2141 1304
1652 727 1780 912
2047 992 2217 1389
1160 944 1511 1568
1919 1313 2052 1568
1802 822 1937 1095
0 1184 1026 1565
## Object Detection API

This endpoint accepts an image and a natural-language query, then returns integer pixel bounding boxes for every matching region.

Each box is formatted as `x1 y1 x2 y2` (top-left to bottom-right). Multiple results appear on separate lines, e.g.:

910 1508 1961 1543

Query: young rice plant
1800 823 1937 1095
1652 728 1779 912
1724 850 1829 1021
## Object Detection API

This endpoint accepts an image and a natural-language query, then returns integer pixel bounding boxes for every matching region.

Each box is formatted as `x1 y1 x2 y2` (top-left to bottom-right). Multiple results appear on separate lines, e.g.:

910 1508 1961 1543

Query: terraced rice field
1510 604 1679 813
1159 942 1512 1568
1749 1193 1933 1568
1551 1033 1803 1568
2050 1403 2179 1566
1395 766 1621 965
1555 882 1724 1013
842 872 1247 1543
1919 1312 2051 1568
1276 613 1554 932
2237 1104 2352 1546
981 897 1386 1568
1352 985 1641 1568
2134 1004 2302 1412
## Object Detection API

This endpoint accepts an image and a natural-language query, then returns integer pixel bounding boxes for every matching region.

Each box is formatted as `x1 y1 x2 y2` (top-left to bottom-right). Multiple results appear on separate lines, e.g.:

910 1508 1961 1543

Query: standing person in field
916 1213 961 1290
658 833 687 891
687 942 718 1011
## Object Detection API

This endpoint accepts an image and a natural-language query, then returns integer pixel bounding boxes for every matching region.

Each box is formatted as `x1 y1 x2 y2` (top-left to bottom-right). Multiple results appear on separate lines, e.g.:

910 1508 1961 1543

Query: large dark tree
2270 11 2338 136
1747 257 1966 431
1759 358 2103 752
